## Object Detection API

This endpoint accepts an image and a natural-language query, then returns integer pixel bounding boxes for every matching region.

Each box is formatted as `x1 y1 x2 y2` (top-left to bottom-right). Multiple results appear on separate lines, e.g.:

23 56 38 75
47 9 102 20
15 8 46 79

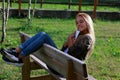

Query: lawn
0 17 120 80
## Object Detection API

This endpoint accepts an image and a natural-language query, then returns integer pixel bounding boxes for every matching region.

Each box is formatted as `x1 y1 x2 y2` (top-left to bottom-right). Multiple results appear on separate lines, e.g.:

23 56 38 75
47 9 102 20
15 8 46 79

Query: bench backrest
19 32 88 80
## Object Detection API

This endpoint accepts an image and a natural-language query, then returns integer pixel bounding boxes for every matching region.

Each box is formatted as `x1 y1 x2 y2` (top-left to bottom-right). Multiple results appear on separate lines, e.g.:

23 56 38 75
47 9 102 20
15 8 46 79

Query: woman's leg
19 32 57 57
19 32 47 50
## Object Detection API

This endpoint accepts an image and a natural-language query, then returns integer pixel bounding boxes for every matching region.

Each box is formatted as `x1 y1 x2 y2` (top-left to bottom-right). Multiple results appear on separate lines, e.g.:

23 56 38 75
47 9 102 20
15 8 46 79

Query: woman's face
76 16 87 32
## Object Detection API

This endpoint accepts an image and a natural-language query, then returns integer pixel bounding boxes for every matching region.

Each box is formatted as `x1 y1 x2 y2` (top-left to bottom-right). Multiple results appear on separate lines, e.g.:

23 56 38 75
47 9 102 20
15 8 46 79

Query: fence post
40 0 43 9
10 0 12 7
18 0 21 16
68 0 72 10
93 0 98 19
78 0 82 12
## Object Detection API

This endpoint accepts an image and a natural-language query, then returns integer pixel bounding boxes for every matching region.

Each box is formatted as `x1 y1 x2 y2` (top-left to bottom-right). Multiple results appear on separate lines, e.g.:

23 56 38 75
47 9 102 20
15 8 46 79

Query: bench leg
22 56 30 80
66 60 74 80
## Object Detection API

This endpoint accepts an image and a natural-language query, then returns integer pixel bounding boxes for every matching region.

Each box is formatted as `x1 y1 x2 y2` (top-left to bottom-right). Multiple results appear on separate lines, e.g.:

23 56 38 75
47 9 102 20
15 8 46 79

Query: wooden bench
19 32 96 80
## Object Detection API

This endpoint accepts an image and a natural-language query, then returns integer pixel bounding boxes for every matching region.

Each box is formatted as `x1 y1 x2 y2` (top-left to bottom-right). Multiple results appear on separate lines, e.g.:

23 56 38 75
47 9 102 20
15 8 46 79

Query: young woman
1 13 95 66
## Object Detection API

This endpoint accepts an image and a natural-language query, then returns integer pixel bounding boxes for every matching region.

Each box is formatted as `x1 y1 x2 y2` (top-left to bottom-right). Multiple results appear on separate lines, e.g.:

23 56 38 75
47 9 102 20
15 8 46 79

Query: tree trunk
32 0 37 19
28 0 31 26
6 0 10 22
1 0 6 43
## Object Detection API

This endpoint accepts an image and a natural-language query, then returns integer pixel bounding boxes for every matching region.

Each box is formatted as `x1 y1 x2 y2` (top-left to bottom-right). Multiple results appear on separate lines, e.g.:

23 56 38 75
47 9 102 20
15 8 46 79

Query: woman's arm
68 35 92 60
67 32 76 48
61 32 76 51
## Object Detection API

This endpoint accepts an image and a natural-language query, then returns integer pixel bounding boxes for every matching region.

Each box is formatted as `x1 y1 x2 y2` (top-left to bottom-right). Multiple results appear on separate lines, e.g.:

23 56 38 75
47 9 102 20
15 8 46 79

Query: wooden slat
33 49 66 76
30 55 64 80
88 75 96 80
19 32 31 40
38 44 87 76
74 72 88 80
30 61 43 70
30 75 56 80
32 44 88 79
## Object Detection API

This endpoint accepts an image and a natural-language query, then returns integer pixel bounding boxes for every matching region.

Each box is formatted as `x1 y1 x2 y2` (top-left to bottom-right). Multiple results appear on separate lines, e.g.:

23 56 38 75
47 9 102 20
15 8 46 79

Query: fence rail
0 0 119 5
0 0 119 19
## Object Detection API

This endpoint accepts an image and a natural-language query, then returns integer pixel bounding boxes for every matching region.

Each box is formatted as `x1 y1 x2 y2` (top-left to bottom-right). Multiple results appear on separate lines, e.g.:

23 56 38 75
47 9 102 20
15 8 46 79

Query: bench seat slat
32 43 88 79
32 48 66 76
30 55 65 80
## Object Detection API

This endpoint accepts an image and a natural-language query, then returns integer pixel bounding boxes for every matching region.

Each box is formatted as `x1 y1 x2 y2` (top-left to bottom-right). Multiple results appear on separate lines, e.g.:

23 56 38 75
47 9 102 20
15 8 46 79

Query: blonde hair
76 13 95 59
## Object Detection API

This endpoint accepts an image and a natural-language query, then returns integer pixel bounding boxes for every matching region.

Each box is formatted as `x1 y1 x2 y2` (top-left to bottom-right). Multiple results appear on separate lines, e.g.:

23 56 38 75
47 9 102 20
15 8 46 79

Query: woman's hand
67 33 76 48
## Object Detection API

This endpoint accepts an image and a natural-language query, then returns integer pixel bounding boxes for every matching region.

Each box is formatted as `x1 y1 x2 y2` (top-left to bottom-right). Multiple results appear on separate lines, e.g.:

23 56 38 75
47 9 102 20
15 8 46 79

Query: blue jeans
19 32 57 57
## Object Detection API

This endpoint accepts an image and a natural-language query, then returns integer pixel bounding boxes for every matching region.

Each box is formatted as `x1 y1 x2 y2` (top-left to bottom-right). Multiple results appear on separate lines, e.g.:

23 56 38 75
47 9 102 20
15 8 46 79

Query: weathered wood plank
32 44 87 78
30 61 42 70
30 75 56 80
30 55 65 80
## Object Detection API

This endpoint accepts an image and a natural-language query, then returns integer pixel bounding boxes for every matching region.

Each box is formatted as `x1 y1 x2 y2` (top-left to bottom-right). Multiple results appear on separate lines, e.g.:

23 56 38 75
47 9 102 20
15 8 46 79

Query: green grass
0 17 120 80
